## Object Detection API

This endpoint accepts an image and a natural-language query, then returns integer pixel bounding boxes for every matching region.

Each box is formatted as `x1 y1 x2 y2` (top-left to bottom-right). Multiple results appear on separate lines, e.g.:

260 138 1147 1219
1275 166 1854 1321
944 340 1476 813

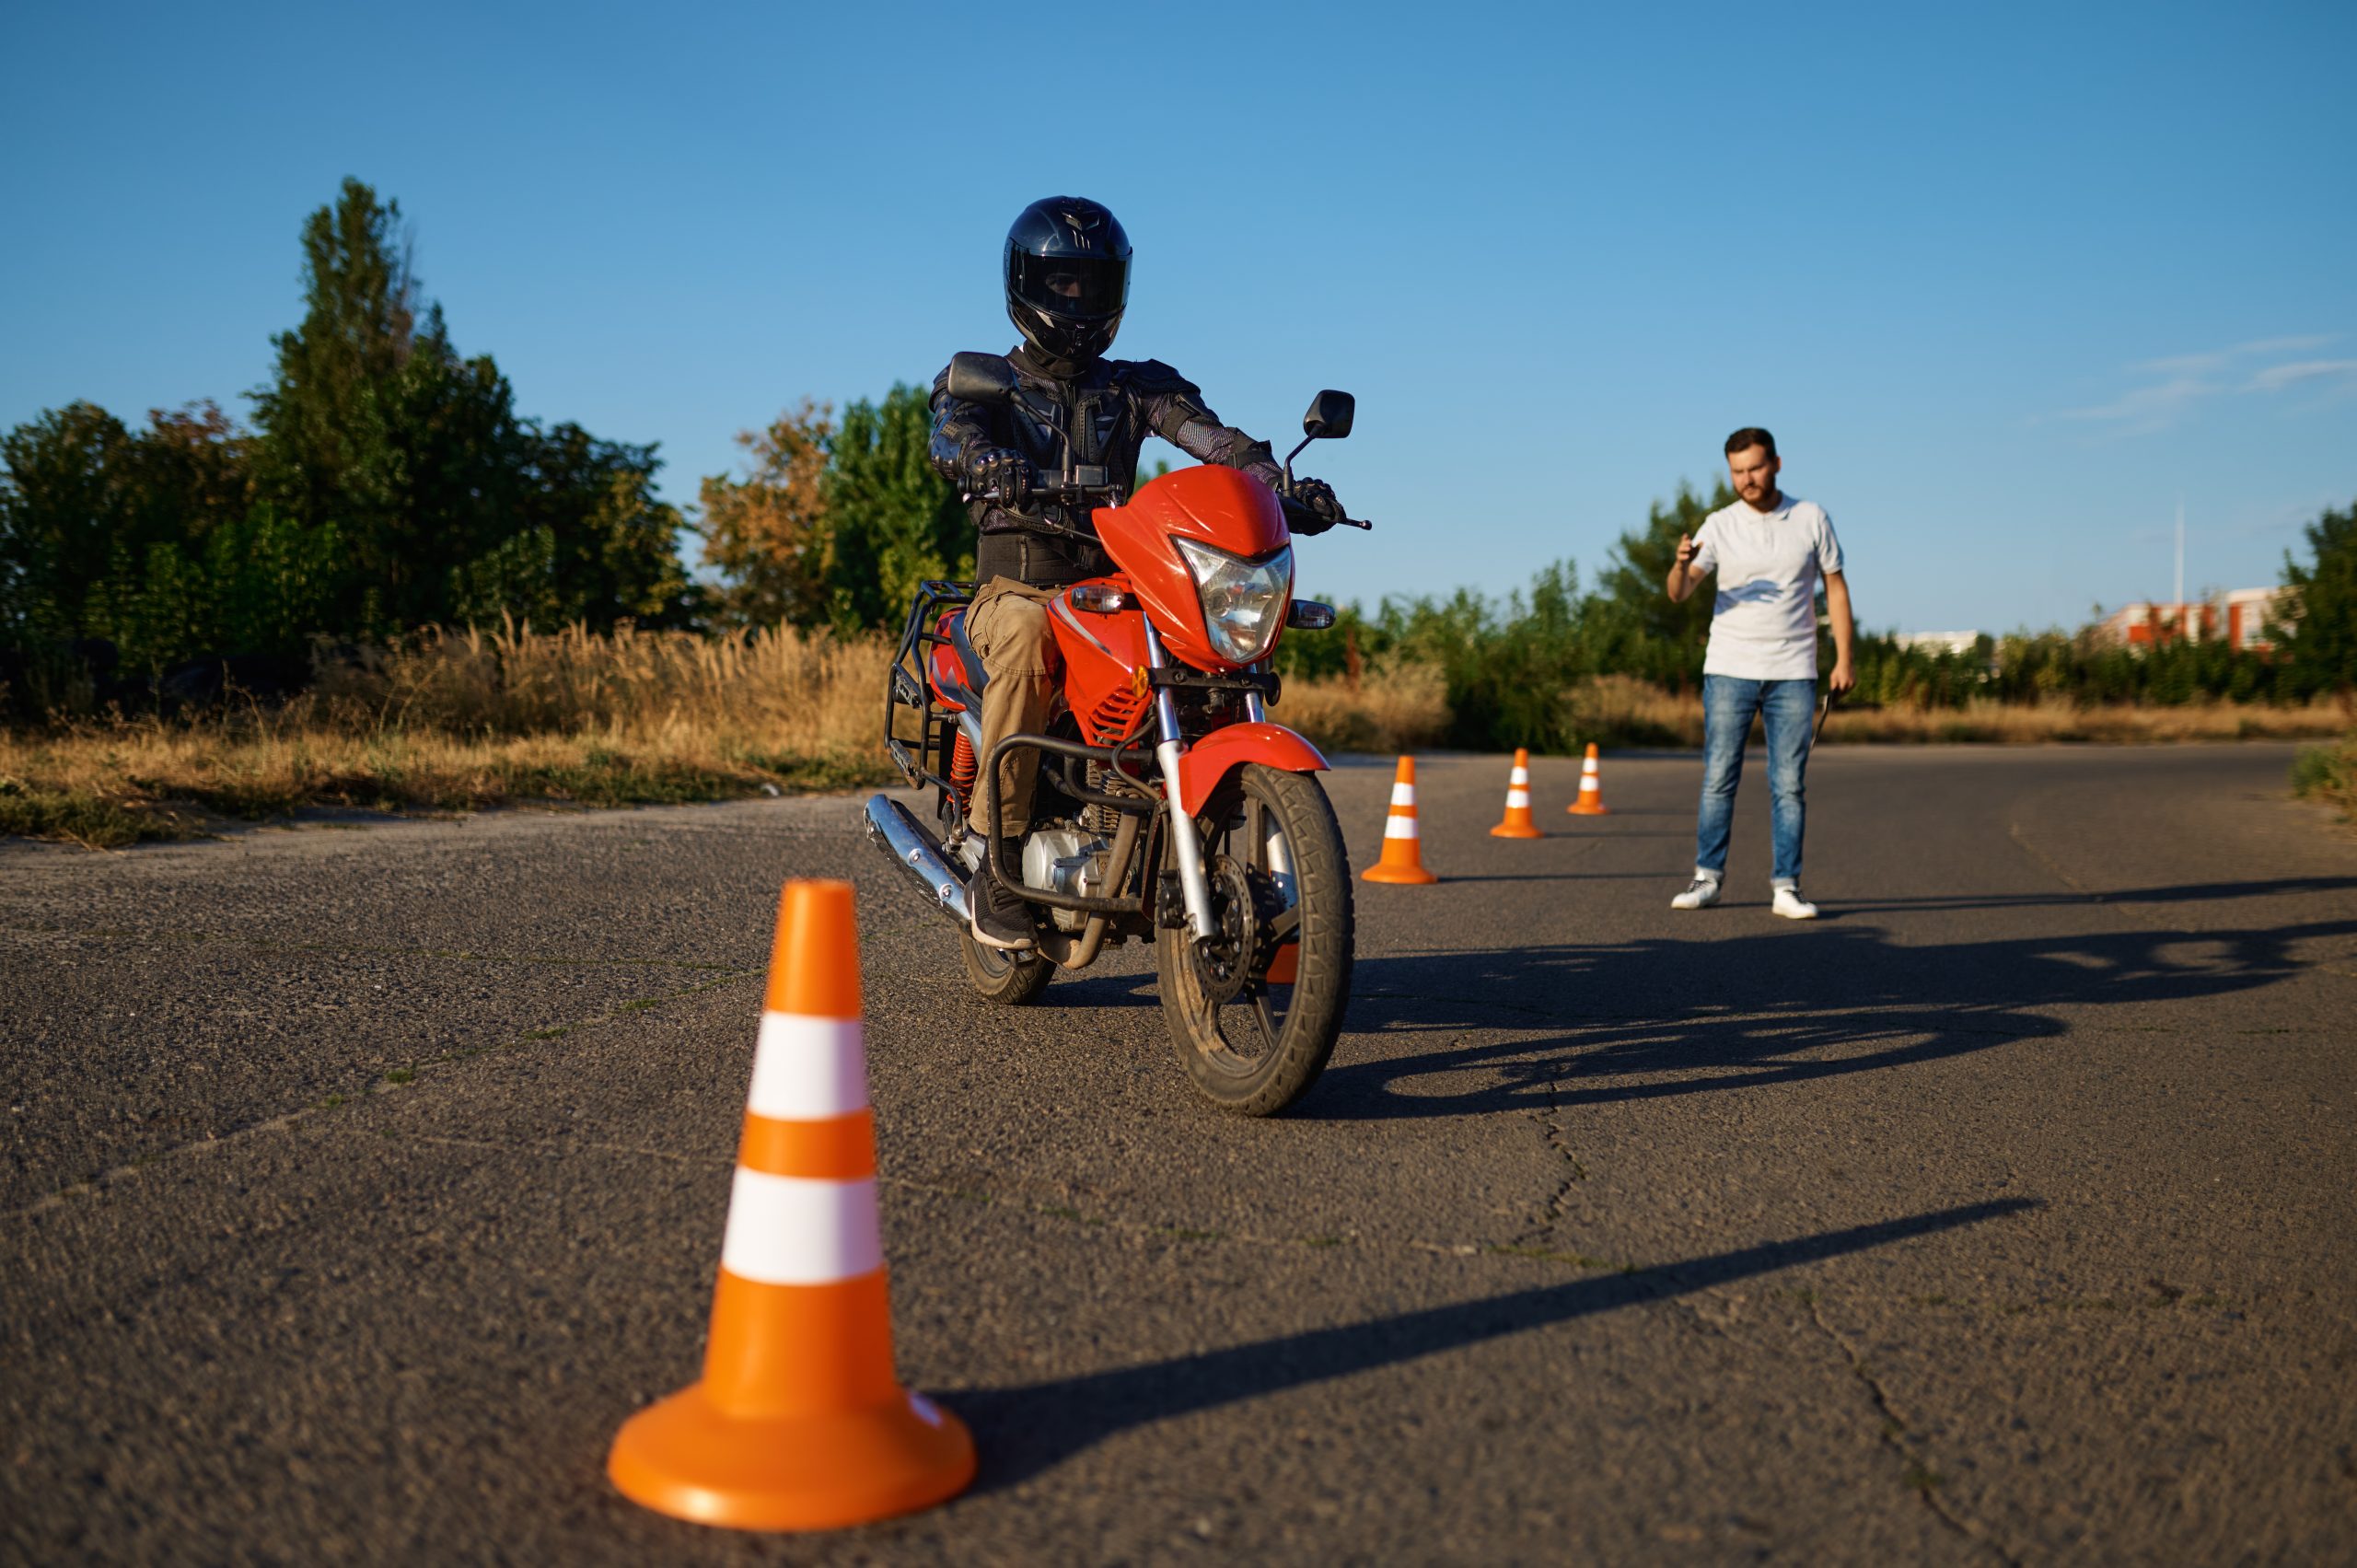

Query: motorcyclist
929 195 1347 952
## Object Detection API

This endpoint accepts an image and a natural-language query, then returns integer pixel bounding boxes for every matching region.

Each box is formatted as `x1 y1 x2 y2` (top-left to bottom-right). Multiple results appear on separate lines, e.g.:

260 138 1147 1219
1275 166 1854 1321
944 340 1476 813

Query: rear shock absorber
949 729 977 800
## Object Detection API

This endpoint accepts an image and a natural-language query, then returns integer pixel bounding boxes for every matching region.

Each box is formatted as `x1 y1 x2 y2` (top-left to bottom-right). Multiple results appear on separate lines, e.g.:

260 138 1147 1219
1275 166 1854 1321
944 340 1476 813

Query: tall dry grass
1271 664 1453 754
1274 668 2350 754
0 621 893 846
4 626 2344 849
1552 677 2348 748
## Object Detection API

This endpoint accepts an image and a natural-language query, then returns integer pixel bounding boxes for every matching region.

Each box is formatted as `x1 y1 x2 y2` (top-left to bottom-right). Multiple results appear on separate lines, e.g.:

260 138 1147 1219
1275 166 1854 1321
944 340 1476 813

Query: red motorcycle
865 353 1370 1115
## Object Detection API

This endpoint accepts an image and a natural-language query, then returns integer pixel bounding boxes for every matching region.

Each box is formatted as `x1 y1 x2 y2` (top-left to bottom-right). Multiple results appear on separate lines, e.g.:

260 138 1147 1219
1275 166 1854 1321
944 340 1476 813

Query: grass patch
1 621 897 845
2293 734 2357 819
0 780 202 848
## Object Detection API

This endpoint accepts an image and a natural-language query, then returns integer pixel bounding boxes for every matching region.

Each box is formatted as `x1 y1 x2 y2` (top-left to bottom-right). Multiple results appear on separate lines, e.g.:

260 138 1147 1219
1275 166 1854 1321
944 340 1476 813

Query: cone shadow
950 1197 2035 1492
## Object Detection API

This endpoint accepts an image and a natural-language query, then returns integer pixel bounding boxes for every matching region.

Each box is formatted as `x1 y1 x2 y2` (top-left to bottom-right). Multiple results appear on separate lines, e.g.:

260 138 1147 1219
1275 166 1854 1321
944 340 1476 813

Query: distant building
2219 587 2290 650
2092 587 2291 651
1893 631 1984 657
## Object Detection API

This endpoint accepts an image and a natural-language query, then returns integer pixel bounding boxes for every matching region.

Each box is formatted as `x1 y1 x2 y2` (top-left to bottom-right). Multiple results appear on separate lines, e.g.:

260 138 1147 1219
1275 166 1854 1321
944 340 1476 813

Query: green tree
0 401 136 640
250 177 691 637
2277 498 2357 704
1 401 261 654
821 384 969 631
698 400 837 629
249 178 421 581
1587 481 1733 690
518 423 697 627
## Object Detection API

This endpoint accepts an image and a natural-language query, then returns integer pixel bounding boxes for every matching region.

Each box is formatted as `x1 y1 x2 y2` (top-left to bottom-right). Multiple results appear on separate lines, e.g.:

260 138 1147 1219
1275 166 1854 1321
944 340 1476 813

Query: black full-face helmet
1004 196 1131 373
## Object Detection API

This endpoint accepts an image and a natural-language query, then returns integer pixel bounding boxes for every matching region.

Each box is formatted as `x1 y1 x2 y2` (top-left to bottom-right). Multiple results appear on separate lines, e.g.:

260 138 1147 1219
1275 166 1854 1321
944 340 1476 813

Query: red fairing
1093 466 1290 672
1174 722 1329 815
1048 579 1153 744
926 610 970 712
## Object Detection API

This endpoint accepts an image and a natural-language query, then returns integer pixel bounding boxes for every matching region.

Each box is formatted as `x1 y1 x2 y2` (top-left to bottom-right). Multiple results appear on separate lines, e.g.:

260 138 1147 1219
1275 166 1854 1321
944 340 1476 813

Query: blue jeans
1695 675 1815 886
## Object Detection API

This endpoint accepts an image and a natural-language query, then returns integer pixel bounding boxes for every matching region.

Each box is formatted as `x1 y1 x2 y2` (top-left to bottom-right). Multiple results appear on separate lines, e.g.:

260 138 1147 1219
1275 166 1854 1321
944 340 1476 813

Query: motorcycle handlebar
975 485 1371 533
1282 497 1374 533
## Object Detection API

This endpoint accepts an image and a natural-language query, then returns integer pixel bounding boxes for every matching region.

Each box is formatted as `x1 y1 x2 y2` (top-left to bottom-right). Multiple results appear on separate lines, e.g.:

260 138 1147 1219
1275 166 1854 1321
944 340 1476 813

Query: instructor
1664 427 1855 919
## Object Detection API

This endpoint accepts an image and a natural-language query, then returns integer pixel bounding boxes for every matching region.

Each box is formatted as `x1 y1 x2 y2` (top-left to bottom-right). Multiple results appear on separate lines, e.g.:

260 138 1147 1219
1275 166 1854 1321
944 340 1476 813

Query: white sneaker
1671 877 1723 911
1771 886 1819 920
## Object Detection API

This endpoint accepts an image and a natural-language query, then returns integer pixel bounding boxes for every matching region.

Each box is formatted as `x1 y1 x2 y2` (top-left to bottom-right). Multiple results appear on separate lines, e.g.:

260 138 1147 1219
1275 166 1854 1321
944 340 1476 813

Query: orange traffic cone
608 880 975 1531
1566 743 1610 816
1488 748 1542 839
1363 756 1439 884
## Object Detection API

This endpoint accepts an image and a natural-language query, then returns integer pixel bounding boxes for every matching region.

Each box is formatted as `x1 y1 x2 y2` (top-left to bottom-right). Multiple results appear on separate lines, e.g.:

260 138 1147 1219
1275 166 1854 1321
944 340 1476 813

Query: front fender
1174 722 1329 816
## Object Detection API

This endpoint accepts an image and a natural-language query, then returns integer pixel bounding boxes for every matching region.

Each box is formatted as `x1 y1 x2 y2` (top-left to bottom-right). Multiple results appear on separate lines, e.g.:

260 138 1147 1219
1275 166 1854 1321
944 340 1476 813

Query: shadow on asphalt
1299 913 2357 1121
1822 875 2357 916
950 1198 2037 1493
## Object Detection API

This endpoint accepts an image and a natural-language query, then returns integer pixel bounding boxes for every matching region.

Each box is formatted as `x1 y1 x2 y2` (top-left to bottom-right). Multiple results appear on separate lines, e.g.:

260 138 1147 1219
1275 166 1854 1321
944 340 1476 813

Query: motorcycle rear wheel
960 929 1054 1005
1155 762 1353 1116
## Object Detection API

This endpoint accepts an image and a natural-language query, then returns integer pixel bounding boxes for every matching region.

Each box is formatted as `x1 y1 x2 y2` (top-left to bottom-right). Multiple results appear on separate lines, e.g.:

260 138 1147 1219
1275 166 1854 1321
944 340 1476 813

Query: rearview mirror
946 352 1016 405
1303 389 1354 440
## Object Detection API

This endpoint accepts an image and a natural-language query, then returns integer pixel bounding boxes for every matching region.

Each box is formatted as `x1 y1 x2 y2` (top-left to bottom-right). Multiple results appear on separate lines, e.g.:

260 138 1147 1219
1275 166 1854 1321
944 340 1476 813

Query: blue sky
5 1 2351 633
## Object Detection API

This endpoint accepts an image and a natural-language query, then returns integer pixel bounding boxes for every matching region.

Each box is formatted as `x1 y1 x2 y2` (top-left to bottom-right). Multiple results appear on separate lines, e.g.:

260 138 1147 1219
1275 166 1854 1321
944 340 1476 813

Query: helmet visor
1009 250 1129 320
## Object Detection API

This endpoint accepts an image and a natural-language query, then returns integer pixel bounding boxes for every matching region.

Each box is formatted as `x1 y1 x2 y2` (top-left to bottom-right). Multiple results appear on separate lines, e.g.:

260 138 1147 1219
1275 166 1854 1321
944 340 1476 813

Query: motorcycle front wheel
1155 762 1354 1116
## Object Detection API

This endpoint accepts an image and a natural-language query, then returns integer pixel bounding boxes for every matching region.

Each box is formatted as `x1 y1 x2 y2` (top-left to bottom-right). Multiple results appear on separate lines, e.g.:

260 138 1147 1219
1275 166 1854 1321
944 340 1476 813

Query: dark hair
1724 427 1777 459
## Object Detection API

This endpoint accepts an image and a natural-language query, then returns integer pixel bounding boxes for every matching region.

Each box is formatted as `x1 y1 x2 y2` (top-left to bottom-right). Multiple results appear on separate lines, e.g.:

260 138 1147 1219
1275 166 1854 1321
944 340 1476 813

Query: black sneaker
970 852 1037 951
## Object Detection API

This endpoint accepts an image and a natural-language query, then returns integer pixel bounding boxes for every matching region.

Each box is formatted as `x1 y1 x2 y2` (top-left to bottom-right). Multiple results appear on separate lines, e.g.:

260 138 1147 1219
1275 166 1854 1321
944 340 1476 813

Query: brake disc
1188 856 1258 1006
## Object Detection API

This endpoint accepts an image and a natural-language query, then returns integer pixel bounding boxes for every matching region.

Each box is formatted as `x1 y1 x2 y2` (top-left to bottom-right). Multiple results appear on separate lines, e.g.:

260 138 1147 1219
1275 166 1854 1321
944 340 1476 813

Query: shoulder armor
1118 358 1202 399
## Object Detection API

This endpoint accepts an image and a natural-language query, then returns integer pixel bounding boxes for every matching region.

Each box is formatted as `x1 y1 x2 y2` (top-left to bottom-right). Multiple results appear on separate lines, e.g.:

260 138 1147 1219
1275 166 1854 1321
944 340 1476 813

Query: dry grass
1271 664 1453 754
4 626 2343 849
0 621 893 847
1560 678 2348 749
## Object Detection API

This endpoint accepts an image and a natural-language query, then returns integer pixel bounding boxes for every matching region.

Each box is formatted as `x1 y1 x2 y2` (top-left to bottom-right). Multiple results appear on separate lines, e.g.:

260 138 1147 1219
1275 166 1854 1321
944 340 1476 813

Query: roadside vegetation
0 621 888 848
4 177 2352 845
2293 737 2357 820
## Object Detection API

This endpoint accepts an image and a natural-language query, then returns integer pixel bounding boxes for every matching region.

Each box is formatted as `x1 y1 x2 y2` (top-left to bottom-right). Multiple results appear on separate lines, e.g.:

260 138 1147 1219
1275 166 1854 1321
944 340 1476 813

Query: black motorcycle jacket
929 344 1322 587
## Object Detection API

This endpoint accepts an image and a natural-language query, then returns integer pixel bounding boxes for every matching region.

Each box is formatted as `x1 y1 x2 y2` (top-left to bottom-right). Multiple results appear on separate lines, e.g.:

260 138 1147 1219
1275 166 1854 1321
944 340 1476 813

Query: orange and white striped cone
1362 756 1438 884
1567 742 1610 816
1488 748 1543 839
607 880 974 1532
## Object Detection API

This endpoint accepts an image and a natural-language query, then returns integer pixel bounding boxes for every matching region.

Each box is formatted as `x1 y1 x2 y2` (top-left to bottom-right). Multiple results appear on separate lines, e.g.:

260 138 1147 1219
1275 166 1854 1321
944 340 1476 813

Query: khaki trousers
962 577 1061 837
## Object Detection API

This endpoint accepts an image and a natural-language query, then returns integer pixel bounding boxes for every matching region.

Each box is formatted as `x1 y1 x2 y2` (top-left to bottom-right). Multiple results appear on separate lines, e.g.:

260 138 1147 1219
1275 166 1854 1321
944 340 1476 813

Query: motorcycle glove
1290 477 1344 535
966 445 1034 505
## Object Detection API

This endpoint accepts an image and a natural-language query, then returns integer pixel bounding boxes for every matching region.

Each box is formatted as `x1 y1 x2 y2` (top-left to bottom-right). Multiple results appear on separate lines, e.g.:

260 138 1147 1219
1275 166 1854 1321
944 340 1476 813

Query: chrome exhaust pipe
864 795 972 927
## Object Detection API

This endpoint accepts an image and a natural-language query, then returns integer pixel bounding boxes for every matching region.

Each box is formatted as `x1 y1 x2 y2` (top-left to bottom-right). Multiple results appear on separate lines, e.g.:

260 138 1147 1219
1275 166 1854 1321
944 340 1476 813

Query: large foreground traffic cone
1566 743 1611 817
1363 756 1439 884
1488 748 1543 839
607 880 974 1531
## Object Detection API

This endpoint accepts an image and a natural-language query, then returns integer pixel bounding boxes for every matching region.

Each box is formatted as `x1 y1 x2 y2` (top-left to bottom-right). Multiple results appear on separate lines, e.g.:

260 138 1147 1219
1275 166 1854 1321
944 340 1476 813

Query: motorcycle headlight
1172 537 1294 666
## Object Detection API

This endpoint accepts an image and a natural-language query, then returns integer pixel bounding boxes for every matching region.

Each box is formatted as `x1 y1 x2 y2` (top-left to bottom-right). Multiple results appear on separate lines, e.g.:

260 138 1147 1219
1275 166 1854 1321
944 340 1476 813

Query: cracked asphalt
4 743 2353 1564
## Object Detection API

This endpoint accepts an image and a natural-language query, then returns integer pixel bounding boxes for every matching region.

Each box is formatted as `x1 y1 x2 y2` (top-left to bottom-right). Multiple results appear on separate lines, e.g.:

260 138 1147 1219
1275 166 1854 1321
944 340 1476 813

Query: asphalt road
5 744 2353 1565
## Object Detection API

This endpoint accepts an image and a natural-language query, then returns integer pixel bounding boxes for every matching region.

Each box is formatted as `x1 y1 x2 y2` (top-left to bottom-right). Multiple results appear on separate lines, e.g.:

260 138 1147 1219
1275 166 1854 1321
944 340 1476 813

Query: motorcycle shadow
1296 914 2352 1122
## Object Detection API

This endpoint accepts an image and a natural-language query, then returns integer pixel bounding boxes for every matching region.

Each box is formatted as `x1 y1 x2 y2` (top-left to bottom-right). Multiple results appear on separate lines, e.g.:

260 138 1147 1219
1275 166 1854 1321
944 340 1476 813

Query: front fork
1144 622 1219 941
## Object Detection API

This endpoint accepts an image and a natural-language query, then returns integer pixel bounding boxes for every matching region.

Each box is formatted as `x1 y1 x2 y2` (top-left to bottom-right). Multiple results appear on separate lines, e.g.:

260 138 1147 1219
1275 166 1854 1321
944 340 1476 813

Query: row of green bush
1275 495 2354 754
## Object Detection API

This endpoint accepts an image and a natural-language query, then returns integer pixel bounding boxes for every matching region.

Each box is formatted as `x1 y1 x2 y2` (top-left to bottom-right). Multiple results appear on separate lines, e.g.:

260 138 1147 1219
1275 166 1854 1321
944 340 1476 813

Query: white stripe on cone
1384 815 1420 840
719 1169 885 1285
1390 784 1417 807
1506 789 1530 807
746 1014 870 1121
1509 768 1529 785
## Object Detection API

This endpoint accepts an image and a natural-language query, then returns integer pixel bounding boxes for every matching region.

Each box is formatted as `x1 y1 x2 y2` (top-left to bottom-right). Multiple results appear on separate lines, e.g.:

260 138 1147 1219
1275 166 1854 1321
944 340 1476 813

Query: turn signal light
1071 585 1132 613
1287 600 1337 630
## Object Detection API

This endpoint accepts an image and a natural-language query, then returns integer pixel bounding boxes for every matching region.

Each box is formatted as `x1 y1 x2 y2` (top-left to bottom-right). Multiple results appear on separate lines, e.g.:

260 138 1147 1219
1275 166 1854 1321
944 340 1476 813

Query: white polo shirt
1690 494 1843 680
